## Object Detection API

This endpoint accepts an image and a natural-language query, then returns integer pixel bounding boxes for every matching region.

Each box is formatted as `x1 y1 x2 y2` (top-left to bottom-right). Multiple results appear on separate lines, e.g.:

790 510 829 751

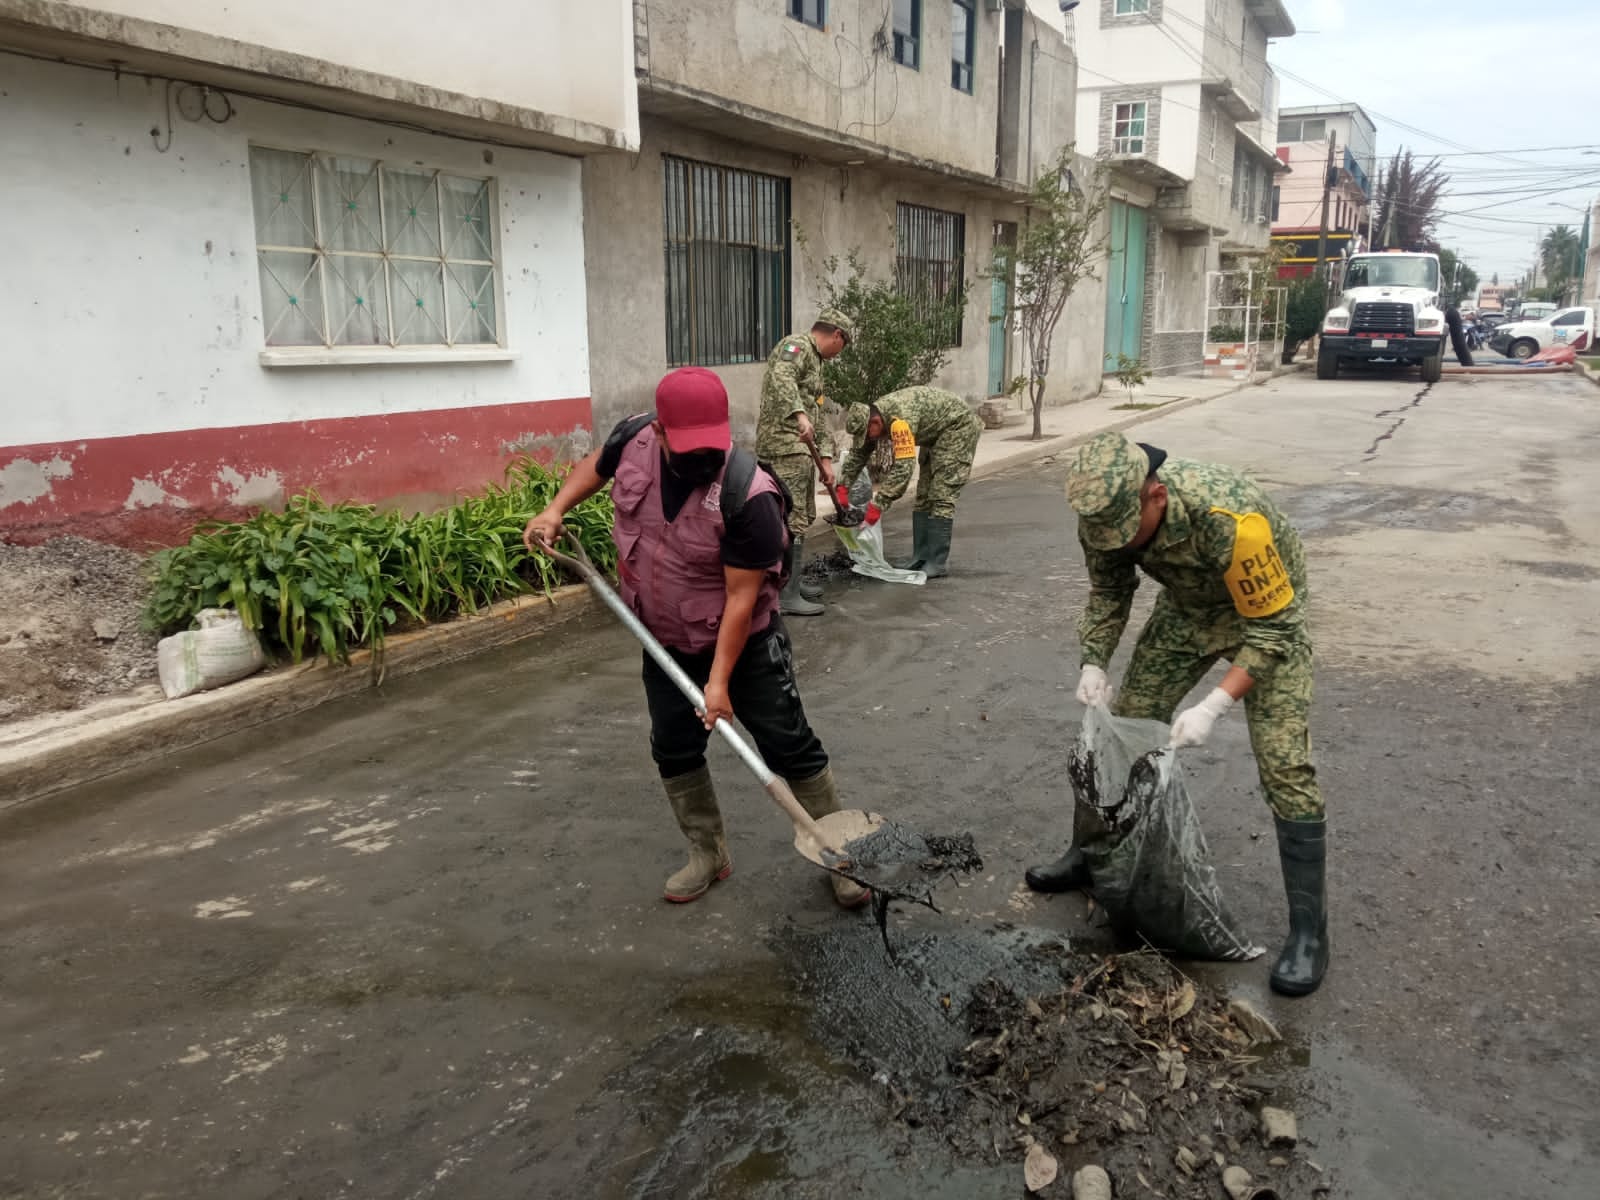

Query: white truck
1317 251 1447 383
1488 306 1596 360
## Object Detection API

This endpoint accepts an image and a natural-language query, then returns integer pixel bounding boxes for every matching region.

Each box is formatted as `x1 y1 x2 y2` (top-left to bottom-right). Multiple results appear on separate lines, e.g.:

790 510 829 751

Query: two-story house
584 0 1095 439
1073 0 1293 373
0 0 638 545
1270 103 1378 278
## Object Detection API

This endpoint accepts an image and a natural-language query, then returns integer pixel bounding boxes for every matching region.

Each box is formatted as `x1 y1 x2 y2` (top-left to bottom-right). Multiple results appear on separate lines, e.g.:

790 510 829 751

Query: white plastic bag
156 608 268 700
1070 705 1263 962
831 520 927 586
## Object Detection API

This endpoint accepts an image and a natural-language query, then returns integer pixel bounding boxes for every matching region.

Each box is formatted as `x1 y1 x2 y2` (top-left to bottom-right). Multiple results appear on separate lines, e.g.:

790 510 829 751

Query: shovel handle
536 532 839 855
803 435 860 525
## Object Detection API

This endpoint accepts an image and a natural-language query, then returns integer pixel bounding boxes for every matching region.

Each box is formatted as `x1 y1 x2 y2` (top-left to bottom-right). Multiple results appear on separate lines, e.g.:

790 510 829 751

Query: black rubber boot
894 511 929 570
793 535 824 600
1270 816 1329 997
920 516 954 578
1024 846 1090 893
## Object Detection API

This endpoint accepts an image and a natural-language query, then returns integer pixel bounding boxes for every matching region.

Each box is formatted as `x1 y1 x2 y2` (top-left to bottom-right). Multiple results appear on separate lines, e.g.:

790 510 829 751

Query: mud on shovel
535 531 883 875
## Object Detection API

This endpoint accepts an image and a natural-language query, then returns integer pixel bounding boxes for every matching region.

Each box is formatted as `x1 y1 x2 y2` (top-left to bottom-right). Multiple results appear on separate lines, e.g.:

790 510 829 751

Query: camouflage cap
816 306 856 343
845 403 872 438
1065 431 1149 550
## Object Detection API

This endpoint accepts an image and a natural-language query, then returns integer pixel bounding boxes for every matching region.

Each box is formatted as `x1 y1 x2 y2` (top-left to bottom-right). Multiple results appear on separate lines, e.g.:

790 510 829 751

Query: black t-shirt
596 415 788 572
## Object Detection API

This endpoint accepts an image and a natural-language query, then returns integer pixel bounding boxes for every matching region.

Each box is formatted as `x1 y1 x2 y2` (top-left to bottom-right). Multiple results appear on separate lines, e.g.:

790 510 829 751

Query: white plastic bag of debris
830 469 926 586
1070 704 1263 961
156 608 267 700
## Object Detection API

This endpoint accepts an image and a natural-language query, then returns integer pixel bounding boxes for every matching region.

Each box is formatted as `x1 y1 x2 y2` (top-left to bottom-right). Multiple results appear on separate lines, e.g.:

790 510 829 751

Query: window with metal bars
247 146 500 349
662 156 791 368
896 201 965 348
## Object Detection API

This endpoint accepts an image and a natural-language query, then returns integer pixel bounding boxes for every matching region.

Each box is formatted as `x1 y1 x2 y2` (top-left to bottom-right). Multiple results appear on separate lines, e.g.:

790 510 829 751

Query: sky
1269 0 1597 283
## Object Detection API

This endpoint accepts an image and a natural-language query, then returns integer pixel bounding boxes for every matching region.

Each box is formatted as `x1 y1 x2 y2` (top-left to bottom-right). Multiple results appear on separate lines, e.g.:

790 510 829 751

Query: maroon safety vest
611 425 784 654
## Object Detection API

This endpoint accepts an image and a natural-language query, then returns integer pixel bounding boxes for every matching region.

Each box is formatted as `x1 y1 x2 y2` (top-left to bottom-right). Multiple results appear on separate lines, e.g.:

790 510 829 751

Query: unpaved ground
0 538 158 722
0 373 1597 1198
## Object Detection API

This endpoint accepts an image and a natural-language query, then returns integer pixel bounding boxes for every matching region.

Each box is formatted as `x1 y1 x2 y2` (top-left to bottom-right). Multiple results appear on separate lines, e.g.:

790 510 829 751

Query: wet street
2 371 1597 1199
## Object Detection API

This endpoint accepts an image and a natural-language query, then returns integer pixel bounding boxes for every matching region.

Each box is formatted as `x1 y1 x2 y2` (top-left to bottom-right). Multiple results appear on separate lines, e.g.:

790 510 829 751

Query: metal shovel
802 435 864 527
535 532 883 872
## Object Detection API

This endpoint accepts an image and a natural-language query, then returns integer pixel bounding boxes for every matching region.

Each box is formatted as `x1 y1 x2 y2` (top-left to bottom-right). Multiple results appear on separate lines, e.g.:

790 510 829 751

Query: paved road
3 371 1597 1198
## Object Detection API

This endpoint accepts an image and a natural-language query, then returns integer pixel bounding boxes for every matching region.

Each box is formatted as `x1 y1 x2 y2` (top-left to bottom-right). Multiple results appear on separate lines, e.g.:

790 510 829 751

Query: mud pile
800 544 855 582
780 925 1331 1198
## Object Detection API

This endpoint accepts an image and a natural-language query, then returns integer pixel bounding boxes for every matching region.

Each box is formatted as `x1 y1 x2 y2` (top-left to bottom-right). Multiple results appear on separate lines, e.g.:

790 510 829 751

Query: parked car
1512 302 1559 322
1488 306 1596 359
1478 311 1510 331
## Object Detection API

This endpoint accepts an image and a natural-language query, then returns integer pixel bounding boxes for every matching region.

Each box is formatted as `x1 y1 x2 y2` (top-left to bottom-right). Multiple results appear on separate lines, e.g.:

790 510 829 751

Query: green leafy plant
1207 323 1246 343
809 248 968 415
143 457 616 674
1281 275 1329 363
1113 354 1149 401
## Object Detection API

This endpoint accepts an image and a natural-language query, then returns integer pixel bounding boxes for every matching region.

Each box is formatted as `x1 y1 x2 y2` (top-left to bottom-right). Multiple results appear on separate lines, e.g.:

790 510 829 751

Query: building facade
1269 102 1376 279
1073 0 1293 373
584 0 1099 440
0 0 638 546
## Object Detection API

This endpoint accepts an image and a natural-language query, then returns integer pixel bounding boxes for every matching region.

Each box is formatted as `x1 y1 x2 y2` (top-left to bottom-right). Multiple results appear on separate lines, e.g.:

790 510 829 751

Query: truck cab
1316 251 1447 382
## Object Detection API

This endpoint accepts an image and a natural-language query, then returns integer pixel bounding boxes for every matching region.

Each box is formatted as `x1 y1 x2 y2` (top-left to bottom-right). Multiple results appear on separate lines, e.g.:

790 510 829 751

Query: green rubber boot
661 766 732 903
920 515 955 579
1269 817 1329 996
793 534 824 601
895 511 929 571
787 766 870 910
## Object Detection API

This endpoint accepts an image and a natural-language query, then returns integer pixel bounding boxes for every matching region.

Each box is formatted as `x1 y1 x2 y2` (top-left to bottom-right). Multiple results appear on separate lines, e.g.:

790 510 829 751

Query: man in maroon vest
523 368 868 909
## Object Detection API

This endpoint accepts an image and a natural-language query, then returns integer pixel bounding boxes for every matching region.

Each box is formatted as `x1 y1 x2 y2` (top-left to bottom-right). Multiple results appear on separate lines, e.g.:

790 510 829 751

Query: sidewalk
2 368 1290 809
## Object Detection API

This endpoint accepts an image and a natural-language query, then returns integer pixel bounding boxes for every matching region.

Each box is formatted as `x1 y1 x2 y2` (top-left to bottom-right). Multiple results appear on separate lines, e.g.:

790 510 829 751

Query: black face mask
665 448 726 487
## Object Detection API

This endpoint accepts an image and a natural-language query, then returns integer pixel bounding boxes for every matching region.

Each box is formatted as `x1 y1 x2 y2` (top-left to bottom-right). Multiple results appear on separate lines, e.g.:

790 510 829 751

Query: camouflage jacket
756 332 833 461
1077 459 1310 679
839 387 971 509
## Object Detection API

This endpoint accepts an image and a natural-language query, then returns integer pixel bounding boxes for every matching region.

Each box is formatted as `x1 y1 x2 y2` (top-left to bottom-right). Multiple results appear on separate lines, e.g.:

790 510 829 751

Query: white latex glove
1075 665 1112 707
1169 687 1236 748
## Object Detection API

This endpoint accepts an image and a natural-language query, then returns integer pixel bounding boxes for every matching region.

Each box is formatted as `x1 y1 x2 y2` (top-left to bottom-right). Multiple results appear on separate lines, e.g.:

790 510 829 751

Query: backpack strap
720 446 758 525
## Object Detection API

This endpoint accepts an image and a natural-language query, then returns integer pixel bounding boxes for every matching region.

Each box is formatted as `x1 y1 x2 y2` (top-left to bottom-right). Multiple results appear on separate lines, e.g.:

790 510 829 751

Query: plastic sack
156 608 268 700
830 469 926 585
1070 705 1263 961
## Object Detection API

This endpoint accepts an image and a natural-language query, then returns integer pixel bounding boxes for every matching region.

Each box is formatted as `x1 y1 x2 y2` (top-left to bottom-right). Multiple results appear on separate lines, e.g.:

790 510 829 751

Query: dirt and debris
0 537 159 723
801 543 855 582
778 923 1330 1199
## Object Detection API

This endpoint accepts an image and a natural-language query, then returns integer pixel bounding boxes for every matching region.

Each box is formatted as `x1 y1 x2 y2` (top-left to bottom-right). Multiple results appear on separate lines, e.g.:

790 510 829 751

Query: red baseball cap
654 367 732 453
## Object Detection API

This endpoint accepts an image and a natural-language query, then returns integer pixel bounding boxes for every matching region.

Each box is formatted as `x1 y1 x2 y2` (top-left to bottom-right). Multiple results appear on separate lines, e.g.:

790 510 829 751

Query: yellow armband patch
889 418 917 460
1212 507 1295 618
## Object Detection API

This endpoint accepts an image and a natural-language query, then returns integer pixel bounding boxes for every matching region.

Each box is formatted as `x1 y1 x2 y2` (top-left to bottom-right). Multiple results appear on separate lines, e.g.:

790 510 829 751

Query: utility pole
1314 132 1339 280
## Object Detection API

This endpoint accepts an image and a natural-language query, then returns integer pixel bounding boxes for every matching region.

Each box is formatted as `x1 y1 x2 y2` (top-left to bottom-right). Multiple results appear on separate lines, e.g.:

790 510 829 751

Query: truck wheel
1509 338 1538 361
1421 350 1443 383
1316 346 1339 380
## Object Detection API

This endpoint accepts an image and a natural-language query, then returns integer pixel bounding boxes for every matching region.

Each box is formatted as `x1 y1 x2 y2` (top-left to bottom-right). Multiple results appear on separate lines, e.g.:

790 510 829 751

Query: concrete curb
0 585 596 809
4 366 1290 809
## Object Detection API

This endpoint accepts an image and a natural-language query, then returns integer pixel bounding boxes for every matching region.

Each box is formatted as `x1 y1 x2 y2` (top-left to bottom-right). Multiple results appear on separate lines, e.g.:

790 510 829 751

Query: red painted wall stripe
1 397 592 549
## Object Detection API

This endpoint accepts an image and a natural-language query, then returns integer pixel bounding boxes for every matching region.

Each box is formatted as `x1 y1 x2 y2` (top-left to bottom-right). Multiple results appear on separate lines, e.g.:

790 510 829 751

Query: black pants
642 621 828 782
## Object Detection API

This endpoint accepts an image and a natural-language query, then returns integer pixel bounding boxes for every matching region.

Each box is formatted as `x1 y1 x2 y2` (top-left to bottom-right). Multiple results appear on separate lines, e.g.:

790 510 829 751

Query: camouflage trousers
912 412 982 519
1111 598 1324 821
768 453 817 537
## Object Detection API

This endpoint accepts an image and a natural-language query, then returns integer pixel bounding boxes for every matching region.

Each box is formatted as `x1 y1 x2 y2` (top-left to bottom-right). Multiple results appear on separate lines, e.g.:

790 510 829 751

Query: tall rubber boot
661 766 732 903
894 511 929 570
1023 799 1101 893
787 766 871 910
793 534 825 601
1269 816 1329 996
920 515 955 579
779 559 824 616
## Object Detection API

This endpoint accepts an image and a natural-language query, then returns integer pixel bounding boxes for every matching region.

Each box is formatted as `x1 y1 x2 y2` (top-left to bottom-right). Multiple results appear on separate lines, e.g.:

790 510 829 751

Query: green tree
1281 275 1328 363
1001 149 1108 439
809 250 966 416
1437 248 1479 308
1541 225 1582 303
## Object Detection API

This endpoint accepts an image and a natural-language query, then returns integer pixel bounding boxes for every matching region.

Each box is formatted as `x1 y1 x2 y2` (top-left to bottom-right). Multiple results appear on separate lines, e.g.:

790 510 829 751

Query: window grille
896 201 966 348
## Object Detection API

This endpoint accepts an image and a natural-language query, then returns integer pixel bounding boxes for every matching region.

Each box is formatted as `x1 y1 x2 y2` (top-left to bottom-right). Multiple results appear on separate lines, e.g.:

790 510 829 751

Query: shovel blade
794 809 885 869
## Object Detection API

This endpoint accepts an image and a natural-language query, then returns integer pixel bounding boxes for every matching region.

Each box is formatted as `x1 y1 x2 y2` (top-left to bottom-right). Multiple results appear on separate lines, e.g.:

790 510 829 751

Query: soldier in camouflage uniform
756 307 856 616
838 386 982 578
1024 431 1329 997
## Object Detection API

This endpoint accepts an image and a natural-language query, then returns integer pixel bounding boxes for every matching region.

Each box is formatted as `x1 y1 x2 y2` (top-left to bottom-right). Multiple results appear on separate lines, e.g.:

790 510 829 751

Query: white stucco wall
55 0 639 147
1 54 591 446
